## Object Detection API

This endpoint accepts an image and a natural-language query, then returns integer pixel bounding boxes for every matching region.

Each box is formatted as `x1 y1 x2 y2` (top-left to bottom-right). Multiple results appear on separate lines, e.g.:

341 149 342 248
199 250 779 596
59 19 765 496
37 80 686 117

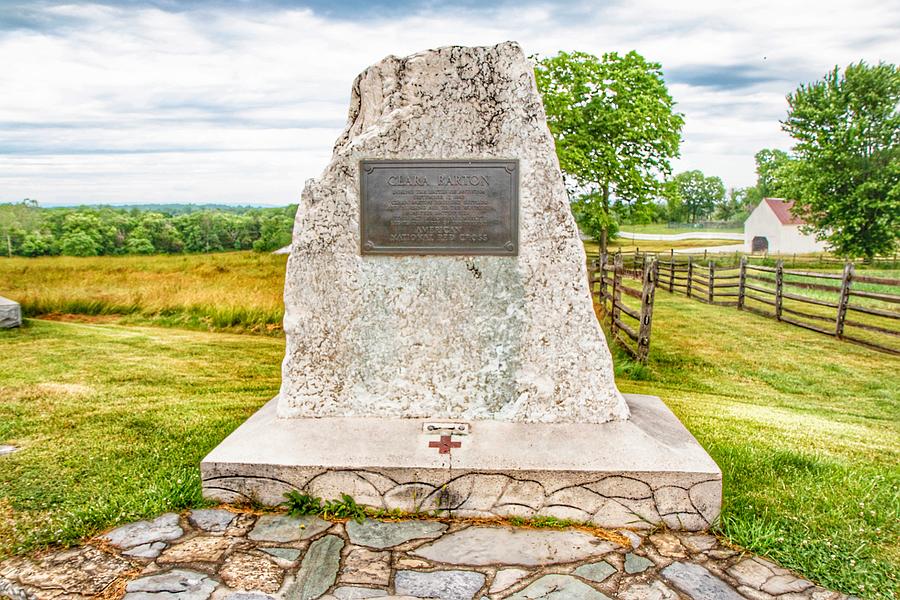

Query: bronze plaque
359 159 518 256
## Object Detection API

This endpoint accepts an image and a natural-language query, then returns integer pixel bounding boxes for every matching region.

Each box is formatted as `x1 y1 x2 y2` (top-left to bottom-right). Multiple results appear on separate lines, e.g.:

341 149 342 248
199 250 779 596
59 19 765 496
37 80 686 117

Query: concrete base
201 394 721 530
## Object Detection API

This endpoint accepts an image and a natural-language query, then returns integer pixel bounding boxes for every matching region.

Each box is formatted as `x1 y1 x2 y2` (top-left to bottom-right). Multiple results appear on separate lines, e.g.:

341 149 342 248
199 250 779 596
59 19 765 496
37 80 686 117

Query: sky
0 0 897 206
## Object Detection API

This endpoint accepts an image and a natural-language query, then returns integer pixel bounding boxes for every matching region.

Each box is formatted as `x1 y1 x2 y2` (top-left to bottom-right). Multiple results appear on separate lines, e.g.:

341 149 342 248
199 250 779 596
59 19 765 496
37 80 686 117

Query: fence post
686 256 693 298
610 254 623 340
708 261 715 303
598 253 608 315
835 262 854 338
737 256 747 310
669 249 675 293
637 258 658 364
775 259 784 321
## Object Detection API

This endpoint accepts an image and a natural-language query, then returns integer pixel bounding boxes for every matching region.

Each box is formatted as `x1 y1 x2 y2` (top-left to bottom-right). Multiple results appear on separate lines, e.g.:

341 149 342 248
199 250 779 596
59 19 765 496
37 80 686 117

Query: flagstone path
0 509 854 600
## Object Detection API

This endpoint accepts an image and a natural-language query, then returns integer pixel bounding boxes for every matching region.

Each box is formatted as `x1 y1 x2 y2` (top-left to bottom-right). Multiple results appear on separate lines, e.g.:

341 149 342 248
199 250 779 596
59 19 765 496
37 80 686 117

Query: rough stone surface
277 41 627 424
339 547 390 586
0 508 850 600
124 569 216 600
624 552 655 574
412 526 616 566
649 533 687 558
619 581 679 600
661 561 744 600
104 513 184 549
0 296 21 329
507 574 611 599
728 558 781 589
219 552 284 593
574 560 617 583
394 570 486 600
248 515 330 543
762 575 813 595
287 534 344 600
124 541 167 559
0 546 134 598
489 568 530 592
189 509 237 532
681 534 717 553
331 587 389 599
158 536 232 564
346 519 447 548
260 547 302 562
220 593 276 600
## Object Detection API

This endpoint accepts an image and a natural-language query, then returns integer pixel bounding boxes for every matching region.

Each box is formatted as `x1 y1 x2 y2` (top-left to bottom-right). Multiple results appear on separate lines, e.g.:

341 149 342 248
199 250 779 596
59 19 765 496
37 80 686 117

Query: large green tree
781 61 900 259
0 199 40 257
535 50 684 254
663 170 726 223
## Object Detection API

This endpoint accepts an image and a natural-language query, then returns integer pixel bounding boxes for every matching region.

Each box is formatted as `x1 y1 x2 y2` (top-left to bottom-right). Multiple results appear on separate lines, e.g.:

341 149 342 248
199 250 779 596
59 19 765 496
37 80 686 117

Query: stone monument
202 42 721 530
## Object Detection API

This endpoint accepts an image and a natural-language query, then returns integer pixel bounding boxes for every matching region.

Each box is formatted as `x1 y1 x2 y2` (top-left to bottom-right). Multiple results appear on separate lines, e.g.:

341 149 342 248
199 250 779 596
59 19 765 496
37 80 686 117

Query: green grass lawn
619 223 744 235
0 254 898 598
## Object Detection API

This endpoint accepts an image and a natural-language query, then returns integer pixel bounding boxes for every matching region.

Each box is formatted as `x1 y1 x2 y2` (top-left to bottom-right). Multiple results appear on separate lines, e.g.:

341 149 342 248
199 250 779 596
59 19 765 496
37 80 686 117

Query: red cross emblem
428 435 461 454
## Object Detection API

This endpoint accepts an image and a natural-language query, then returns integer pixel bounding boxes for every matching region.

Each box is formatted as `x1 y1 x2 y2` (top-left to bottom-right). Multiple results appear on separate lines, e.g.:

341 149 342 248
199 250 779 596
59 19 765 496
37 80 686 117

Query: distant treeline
0 201 297 257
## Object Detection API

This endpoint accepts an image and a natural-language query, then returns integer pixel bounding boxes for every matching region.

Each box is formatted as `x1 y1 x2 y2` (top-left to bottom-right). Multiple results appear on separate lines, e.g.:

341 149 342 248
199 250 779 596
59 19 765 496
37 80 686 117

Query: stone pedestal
201 394 721 530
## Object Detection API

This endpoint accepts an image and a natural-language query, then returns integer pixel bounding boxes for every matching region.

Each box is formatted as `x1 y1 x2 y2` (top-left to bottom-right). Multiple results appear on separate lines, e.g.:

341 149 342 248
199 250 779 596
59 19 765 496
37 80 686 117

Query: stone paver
0 507 853 600
339 547 391 586
489 568 530 592
219 593 277 600
574 559 617 583
346 518 447 549
158 535 232 564
104 512 184 549
261 547 303 562
124 541 167 559
219 552 284 593
189 509 237 532
249 515 330 543
619 581 679 600
662 561 744 600
0 545 135 599
287 534 344 600
412 526 617 566
507 574 611 599
124 569 216 600
394 570 485 600
331 586 389 599
624 552 654 574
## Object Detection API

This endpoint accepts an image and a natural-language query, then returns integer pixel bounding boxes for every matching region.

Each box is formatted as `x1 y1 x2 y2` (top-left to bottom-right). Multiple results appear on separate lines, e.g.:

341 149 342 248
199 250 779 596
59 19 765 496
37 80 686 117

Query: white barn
744 198 828 254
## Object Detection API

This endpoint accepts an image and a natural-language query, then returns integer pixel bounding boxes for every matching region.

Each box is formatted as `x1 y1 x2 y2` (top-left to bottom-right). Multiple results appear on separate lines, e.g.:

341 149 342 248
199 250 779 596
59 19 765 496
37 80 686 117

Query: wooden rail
600 250 900 355
589 254 658 363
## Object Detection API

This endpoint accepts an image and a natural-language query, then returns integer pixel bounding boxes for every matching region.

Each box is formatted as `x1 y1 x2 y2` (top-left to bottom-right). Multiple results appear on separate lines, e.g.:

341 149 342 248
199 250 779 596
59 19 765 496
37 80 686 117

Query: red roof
764 198 806 225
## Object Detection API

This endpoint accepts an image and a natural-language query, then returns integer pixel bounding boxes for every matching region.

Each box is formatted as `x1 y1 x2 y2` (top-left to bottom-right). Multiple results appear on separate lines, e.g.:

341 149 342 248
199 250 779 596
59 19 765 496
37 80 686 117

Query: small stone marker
0 296 21 329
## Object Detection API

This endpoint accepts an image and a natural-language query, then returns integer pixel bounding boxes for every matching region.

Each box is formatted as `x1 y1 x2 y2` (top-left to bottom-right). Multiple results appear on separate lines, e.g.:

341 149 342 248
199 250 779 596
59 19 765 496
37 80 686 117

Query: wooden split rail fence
601 251 900 356
589 254 658 363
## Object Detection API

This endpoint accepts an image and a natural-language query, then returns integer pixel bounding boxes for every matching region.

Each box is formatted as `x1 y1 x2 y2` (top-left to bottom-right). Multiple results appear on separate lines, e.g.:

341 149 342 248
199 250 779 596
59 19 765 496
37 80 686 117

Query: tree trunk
6 233 11 258
600 182 610 256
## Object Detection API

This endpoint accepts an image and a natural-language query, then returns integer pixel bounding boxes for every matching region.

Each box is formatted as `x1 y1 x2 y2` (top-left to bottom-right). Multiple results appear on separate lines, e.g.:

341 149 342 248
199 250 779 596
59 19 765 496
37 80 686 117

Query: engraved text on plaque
360 159 518 255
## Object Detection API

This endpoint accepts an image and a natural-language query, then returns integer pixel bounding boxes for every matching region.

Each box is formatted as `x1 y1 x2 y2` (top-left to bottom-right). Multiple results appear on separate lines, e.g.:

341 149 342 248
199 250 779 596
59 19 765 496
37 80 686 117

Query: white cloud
0 0 896 204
